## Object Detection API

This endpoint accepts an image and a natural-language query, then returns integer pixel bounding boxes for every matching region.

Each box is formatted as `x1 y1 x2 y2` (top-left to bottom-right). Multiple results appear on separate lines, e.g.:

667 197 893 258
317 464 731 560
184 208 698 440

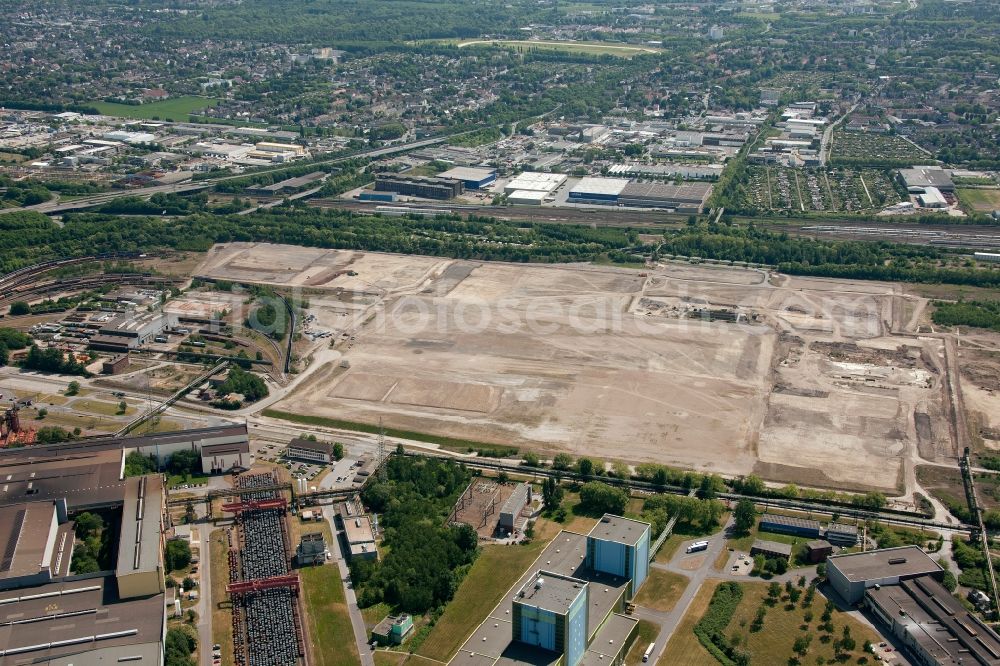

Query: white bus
686 540 709 554
642 643 655 662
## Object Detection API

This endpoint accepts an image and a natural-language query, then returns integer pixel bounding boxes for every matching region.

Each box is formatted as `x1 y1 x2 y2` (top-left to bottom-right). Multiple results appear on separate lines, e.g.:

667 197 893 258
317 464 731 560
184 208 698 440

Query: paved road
641 518 734 665
324 510 375 666
194 525 215 666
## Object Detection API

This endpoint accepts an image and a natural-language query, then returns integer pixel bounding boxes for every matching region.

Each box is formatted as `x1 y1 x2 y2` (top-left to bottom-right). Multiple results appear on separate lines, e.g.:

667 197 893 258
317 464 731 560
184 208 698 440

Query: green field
632 569 689 613
455 39 659 58
957 188 1000 212
661 581 881 665
91 96 221 120
300 565 360 666
414 540 549 662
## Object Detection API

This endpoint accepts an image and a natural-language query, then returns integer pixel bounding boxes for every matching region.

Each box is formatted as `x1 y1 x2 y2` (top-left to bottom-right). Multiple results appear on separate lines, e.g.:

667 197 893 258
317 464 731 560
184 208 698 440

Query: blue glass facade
517 605 558 651
565 587 588 666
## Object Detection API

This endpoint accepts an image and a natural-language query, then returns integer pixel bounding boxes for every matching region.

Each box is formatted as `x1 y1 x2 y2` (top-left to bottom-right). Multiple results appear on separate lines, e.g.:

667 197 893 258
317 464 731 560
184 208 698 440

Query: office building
286 437 336 464
824 523 859 547
375 174 464 200
451 516 650 666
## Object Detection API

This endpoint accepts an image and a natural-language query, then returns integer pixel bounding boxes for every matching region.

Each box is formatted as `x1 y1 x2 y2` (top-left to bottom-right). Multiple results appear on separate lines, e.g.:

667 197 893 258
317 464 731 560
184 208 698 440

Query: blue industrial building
758 513 822 539
438 166 497 190
586 514 651 598
458 513 653 666
512 572 589 666
359 191 397 202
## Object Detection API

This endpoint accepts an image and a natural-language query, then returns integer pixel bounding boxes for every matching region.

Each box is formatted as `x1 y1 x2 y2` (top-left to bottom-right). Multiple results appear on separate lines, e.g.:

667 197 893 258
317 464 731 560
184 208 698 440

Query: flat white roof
570 177 631 197
507 189 547 202
438 166 496 181
505 171 567 193
919 187 947 205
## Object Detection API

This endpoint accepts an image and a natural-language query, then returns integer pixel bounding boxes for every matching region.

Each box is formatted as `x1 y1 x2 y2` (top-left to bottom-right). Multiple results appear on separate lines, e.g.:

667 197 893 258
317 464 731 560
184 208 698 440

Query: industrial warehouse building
338 502 379 561
507 189 548 205
758 513 858 546
451 514 651 666
89 310 179 352
0 431 185 662
375 173 464 200
867 576 1000 666
201 439 252 474
828 546 1000 665
568 177 631 204
438 166 497 189
898 166 954 193
918 187 948 208
827 545 944 604
617 181 712 212
758 513 822 539
504 171 567 195
498 482 532 533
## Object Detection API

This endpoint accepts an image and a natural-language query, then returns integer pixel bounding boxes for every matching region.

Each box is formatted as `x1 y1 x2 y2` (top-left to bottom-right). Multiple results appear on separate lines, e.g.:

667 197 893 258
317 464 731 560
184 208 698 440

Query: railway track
401 451 974 534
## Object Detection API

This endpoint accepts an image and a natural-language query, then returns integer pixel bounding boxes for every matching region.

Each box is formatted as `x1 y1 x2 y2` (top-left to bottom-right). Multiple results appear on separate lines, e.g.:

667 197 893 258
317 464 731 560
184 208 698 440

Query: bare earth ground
196 243 1000 493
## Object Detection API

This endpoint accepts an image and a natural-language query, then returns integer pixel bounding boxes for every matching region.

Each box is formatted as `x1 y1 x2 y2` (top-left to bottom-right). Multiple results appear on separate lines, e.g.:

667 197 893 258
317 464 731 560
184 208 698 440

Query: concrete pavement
324 510 375 666
192 525 216 666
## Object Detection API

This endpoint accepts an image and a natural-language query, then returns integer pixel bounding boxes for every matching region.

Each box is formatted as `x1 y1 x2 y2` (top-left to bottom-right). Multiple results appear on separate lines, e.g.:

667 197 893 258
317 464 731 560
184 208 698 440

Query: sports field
456 39 659 57
91 96 221 120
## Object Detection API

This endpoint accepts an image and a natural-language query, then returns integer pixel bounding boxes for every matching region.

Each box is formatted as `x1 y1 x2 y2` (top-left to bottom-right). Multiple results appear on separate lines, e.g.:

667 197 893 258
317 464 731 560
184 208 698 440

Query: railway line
401 451 974 535
313 199 1000 251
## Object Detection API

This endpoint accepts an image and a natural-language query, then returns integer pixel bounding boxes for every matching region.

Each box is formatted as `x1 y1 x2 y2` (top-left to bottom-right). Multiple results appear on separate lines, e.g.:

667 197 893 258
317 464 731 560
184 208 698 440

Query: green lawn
957 188 1000 212
720 582 880 663
91 96 221 120
633 569 689 613
167 473 211 489
414 541 549 662
661 581 880 665
300 565 360 666
456 39 659 58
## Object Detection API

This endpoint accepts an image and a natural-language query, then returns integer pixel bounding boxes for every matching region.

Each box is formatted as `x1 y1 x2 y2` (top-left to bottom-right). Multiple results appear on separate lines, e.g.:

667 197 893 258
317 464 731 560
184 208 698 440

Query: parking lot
723 550 755 576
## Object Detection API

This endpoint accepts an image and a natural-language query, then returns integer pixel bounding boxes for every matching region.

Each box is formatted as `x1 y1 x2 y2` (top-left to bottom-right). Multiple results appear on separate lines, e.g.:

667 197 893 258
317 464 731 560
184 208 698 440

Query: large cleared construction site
197 242 997 495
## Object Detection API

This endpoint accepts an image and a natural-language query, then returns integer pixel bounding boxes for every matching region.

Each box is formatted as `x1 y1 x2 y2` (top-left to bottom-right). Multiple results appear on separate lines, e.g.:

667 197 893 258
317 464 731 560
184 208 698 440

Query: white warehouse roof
504 171 567 194
507 190 547 205
569 177 631 197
